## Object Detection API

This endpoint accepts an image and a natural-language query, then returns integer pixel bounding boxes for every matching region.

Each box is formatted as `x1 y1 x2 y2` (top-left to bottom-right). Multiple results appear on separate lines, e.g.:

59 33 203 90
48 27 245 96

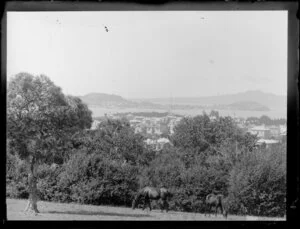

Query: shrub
57 152 140 206
6 154 29 199
228 143 286 217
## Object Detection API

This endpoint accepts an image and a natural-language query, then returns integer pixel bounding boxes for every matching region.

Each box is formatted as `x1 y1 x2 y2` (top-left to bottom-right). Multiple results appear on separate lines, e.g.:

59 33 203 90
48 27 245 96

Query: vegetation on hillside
6 73 286 217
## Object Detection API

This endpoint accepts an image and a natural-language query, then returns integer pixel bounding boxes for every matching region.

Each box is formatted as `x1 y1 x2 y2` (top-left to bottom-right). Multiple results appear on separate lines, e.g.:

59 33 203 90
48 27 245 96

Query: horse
132 186 172 212
205 193 228 218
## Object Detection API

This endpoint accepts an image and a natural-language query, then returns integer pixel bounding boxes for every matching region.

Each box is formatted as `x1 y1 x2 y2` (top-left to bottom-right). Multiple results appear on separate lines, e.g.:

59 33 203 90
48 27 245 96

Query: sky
7 11 287 99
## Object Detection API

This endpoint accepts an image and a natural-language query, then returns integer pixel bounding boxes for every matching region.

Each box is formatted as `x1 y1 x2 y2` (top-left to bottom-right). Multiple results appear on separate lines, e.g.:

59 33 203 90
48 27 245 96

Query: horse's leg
206 205 210 217
164 200 169 213
142 197 147 211
159 200 164 213
148 198 152 211
220 204 224 217
159 200 163 213
132 194 140 210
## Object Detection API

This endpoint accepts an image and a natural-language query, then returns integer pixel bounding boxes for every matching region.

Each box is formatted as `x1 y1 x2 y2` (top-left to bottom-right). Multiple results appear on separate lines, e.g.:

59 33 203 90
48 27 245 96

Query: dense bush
6 153 29 199
6 114 286 217
56 152 140 206
228 143 286 217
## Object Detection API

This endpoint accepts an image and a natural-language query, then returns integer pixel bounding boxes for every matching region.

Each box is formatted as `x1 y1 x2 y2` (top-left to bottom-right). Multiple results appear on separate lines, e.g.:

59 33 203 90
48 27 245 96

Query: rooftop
250 126 270 131
257 139 279 144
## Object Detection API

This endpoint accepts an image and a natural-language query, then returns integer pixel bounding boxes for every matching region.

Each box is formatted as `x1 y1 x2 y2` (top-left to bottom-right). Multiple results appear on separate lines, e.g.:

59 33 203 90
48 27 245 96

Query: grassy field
6 199 285 221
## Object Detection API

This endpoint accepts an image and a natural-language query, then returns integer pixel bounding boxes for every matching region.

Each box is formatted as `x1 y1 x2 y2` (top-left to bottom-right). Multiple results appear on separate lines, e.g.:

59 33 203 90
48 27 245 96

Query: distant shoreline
89 106 286 119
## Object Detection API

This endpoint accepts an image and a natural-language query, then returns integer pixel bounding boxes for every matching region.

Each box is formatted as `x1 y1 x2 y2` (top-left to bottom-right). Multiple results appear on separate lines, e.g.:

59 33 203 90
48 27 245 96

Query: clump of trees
6 73 286 217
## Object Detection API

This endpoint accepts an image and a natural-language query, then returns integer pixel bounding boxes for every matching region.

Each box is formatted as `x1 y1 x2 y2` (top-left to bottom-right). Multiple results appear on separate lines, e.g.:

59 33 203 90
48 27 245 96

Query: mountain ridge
79 90 286 111
133 90 286 110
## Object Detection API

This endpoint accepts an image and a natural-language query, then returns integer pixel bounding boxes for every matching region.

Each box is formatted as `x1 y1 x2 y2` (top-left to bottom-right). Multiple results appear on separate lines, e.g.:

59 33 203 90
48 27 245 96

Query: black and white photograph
5 2 297 222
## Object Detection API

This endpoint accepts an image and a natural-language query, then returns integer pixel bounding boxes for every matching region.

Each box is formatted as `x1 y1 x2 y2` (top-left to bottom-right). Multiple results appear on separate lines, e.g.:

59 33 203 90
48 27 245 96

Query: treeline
7 117 286 217
246 115 286 126
6 73 286 217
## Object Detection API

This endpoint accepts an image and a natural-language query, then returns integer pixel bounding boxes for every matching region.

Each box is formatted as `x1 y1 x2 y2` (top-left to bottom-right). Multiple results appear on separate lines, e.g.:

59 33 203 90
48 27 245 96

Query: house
144 138 157 150
134 124 143 134
156 138 171 151
91 120 101 130
144 137 171 151
280 125 287 136
146 125 154 134
269 126 281 138
256 139 280 149
248 125 271 139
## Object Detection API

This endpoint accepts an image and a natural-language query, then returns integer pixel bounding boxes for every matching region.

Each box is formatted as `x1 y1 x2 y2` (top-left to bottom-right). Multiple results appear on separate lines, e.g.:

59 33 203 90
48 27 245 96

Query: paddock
6 198 285 221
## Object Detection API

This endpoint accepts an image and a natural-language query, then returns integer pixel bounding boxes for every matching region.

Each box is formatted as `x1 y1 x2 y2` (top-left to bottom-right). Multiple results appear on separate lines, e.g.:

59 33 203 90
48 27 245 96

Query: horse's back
206 193 224 205
143 186 160 198
143 186 157 193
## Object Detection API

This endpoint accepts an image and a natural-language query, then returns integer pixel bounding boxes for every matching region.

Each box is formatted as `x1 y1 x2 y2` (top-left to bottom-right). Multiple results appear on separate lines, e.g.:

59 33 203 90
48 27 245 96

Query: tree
259 115 272 126
209 110 220 119
171 114 255 157
228 142 286 217
171 115 211 151
7 72 92 213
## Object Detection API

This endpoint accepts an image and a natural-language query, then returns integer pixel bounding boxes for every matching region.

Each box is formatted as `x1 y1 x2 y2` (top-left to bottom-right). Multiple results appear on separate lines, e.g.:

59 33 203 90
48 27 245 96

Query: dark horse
205 193 228 218
132 186 172 212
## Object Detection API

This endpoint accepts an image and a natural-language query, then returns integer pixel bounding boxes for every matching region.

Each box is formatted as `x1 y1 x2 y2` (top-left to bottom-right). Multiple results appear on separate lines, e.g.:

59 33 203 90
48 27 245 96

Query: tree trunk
24 158 39 214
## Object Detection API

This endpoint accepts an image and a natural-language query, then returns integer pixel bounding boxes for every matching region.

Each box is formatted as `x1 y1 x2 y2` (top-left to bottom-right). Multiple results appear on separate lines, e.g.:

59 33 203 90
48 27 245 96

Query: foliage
6 75 286 218
7 72 93 166
228 143 286 217
6 153 29 198
57 152 140 206
6 72 93 213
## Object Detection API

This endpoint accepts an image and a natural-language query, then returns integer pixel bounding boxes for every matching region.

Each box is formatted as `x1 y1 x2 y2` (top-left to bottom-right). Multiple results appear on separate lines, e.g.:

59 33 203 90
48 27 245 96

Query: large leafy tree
7 72 92 213
172 114 257 158
70 118 152 166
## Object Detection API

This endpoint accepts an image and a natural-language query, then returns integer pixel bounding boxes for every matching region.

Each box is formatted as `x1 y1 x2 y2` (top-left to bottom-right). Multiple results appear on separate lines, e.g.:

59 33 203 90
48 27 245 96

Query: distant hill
226 101 270 111
79 93 202 110
79 93 136 107
135 90 286 111
79 93 127 105
79 91 285 113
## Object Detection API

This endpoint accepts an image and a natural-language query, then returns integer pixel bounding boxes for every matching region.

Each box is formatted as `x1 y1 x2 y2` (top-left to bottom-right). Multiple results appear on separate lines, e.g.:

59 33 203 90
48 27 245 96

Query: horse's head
160 188 172 199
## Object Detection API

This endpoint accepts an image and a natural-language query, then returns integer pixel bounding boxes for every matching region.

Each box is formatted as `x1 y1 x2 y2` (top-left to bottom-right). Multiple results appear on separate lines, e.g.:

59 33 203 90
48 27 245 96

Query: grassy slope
6 199 285 221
